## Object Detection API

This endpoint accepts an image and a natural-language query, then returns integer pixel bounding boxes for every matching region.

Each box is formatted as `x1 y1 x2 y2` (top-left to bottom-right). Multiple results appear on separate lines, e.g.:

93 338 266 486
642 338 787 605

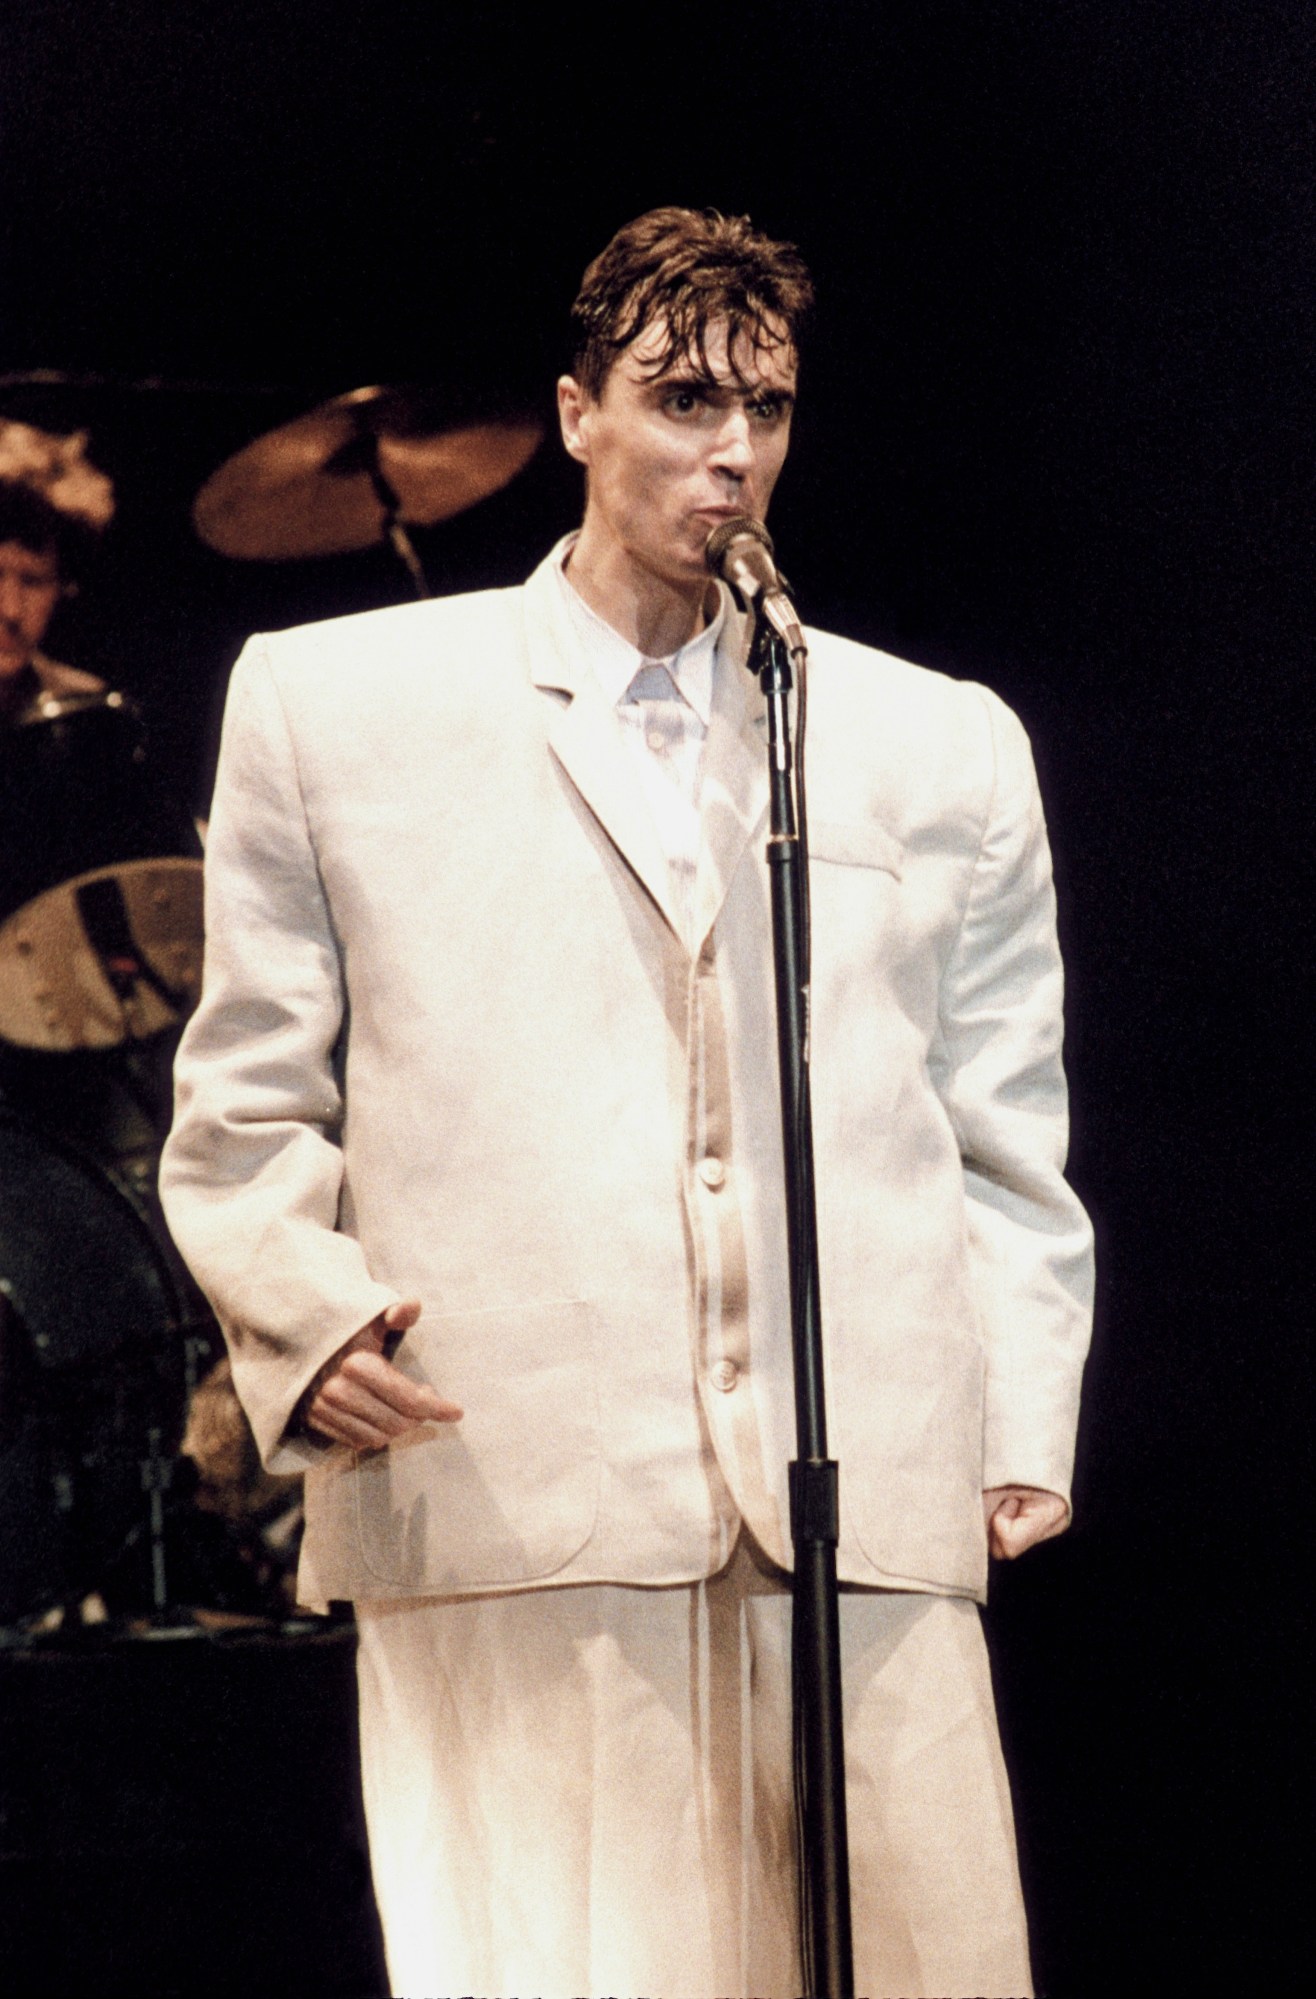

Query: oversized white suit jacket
160 546 1094 1607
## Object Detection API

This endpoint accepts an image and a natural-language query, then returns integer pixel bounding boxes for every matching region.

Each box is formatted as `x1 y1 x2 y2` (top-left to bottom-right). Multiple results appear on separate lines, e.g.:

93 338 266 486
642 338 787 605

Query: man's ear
557 375 591 466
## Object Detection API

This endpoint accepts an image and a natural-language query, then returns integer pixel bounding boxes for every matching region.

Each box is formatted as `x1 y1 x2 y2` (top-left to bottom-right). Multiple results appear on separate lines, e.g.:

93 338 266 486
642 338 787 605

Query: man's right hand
303 1300 462 1450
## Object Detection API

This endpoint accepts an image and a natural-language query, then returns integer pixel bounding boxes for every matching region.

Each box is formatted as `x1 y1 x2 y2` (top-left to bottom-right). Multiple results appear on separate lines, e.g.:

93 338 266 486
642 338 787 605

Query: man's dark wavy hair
0 478 94 581
570 207 814 399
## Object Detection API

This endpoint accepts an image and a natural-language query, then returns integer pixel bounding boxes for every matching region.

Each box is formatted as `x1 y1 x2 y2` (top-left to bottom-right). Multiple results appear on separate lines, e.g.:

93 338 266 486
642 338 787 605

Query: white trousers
355 1539 1032 1999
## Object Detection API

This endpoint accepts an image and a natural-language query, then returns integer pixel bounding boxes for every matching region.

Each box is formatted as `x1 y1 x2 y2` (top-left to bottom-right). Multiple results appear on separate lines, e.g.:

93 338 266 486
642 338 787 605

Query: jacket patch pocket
808 818 904 880
354 1298 600 1591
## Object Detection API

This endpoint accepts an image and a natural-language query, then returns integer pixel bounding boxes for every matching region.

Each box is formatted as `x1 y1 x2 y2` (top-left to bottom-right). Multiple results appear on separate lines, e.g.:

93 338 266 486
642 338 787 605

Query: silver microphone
704 516 806 658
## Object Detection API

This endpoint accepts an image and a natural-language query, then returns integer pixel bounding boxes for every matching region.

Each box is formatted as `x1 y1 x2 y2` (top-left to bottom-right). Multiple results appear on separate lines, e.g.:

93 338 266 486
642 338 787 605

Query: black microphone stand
752 613 855 1999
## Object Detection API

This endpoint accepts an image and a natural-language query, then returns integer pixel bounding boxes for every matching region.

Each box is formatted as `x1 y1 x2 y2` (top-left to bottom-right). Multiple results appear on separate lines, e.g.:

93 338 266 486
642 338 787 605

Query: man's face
0 540 61 681
558 317 798 593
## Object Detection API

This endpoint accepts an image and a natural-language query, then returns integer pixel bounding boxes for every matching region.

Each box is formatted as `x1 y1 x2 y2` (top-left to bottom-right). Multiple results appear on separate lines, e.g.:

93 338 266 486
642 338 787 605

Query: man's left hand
982 1486 1069 1559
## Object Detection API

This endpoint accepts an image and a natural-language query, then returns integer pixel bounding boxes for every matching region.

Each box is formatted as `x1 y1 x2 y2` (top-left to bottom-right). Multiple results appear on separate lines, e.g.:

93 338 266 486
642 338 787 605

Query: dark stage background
1 3 1307 1993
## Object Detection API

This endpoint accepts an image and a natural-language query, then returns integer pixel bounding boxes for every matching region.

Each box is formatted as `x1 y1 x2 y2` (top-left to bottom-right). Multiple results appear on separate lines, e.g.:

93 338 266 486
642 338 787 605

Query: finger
311 1367 444 1447
317 1371 419 1438
1011 1495 1068 1538
339 1351 462 1423
305 1398 399 1451
1025 1507 1068 1548
310 1412 391 1450
377 1299 422 1364
987 1502 1027 1558
994 1510 1065 1559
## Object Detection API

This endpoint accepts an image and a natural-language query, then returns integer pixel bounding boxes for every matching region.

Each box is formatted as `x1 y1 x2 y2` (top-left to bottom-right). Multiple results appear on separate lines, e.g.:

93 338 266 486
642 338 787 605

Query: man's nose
709 407 754 477
0 580 23 624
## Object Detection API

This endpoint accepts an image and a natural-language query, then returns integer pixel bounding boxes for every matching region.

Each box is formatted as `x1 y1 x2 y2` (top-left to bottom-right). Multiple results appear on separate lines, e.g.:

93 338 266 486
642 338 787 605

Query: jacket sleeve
934 686 1095 1514
159 637 397 1472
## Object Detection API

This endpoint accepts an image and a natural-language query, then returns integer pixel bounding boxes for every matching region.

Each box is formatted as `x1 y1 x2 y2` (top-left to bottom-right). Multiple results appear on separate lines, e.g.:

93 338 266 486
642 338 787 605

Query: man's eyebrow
648 367 797 404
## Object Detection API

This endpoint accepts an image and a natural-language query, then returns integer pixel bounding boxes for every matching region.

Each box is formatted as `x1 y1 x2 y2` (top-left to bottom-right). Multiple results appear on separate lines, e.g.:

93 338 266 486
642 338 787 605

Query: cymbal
191 386 544 560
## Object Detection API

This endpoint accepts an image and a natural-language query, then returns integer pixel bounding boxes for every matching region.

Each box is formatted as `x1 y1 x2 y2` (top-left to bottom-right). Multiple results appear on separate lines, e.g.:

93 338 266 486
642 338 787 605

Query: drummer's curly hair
0 479 95 581
570 207 814 399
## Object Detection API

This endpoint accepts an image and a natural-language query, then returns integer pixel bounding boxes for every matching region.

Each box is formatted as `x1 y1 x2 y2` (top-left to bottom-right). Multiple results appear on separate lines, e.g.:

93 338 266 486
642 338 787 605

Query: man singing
161 207 1093 1998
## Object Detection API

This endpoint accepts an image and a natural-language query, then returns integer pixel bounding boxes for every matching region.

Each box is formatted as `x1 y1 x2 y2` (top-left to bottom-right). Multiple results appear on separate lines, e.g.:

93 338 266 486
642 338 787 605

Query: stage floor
0 1617 388 1997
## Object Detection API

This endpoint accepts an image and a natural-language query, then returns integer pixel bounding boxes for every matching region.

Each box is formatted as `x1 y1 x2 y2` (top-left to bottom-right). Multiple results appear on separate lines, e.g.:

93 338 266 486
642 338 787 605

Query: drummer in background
1 418 299 1611
0 418 114 726
0 421 127 1121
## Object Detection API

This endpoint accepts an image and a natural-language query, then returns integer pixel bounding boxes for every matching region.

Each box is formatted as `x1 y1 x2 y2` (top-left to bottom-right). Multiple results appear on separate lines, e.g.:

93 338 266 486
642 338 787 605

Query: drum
0 690 204 1051
0 1113 189 1622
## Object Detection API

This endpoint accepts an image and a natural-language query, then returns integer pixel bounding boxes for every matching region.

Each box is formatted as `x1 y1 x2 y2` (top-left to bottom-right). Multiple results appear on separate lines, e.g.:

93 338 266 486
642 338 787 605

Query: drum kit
0 377 544 1632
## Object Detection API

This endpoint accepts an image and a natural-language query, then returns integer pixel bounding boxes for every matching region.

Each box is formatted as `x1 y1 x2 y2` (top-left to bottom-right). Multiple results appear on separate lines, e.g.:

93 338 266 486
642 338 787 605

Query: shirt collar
554 534 724 727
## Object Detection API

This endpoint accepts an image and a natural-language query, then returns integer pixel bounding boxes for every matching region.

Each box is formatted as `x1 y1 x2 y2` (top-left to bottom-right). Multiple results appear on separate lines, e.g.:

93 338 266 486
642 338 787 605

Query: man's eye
664 387 702 414
749 397 784 421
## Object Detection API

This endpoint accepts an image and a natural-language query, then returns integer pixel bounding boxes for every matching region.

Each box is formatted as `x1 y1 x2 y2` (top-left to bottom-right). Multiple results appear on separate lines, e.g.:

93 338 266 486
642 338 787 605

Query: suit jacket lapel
523 551 686 943
693 604 769 951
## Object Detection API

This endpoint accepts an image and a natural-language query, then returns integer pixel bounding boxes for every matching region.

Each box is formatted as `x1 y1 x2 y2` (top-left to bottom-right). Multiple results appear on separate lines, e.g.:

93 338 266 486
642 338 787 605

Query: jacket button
698 1155 726 1189
711 1358 739 1392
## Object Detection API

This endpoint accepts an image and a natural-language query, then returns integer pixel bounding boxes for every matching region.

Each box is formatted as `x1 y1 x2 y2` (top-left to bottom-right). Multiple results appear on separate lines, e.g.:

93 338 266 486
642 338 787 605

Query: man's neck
565 526 716 659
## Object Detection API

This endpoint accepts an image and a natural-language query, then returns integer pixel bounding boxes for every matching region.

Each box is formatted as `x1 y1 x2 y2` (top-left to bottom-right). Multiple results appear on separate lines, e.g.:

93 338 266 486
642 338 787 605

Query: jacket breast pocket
808 818 905 880
353 1297 600 1591
807 818 906 996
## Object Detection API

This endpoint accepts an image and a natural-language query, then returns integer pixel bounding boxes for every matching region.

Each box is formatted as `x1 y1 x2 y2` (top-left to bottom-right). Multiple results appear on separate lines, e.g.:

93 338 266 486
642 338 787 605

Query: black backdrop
2 3 1307 1992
